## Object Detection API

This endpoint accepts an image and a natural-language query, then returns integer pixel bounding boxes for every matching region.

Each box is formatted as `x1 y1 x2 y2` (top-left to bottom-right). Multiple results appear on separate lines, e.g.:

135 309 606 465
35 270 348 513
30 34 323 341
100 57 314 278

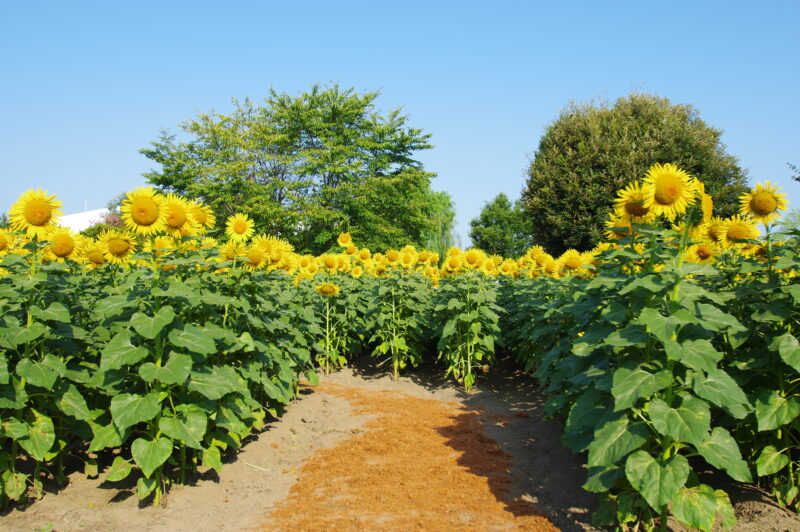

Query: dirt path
1 357 798 532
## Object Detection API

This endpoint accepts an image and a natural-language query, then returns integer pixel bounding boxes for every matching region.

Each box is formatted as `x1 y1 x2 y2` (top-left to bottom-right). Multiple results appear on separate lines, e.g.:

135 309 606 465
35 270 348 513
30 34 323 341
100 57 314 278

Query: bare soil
1 356 798 532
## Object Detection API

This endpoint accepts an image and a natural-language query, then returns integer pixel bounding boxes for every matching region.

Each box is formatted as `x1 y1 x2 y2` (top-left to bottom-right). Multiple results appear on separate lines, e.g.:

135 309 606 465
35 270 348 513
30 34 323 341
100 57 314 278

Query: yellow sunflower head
225 213 255 243
189 201 216 234
351 266 364 279
44 227 81 262
721 215 760 247
614 181 655 223
9 188 63 239
446 247 462 258
99 230 136 265
463 248 486 269
358 248 371 262
120 186 166 236
82 239 107 268
685 243 718 264
642 163 696 221
337 232 352 247
560 249 584 271
161 194 199 238
739 181 788 224
315 282 340 297
605 214 633 240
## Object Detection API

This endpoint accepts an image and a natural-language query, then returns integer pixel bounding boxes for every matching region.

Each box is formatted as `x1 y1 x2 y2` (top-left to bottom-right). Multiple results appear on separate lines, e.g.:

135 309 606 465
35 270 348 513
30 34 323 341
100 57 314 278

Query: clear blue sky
2 1 798 244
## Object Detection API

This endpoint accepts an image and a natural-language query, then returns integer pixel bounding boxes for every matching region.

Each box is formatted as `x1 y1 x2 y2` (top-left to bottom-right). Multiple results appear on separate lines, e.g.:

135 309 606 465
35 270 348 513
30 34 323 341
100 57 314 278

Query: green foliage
469 193 533 257
367 270 432 379
500 224 800 530
141 84 441 254
521 94 749 255
422 190 458 259
434 272 502 392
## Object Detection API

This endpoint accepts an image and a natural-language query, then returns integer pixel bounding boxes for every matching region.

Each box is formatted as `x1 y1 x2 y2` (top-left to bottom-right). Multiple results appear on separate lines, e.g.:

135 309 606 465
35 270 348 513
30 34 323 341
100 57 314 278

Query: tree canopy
469 193 532 257
521 94 749 255
141 84 451 253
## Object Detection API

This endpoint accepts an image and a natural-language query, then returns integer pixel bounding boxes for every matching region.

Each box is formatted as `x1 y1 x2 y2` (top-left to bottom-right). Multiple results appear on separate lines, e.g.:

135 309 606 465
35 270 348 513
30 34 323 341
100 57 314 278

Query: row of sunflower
0 163 797 529
501 164 799 530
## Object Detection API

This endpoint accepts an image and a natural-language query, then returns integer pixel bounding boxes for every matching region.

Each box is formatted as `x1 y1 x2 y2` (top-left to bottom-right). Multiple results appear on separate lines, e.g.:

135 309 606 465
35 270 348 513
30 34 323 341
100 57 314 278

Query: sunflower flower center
750 192 778 216
653 175 684 206
52 235 75 257
132 197 160 226
0 234 7 251
108 238 130 256
24 199 52 226
233 220 248 234
625 201 650 218
727 225 748 241
87 250 105 264
166 207 187 229
696 245 713 260
564 256 582 270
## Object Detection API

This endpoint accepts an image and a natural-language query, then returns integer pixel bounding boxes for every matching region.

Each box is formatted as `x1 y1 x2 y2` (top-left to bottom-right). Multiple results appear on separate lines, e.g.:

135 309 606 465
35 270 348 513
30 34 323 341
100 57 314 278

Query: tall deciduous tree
522 94 749 255
141 84 448 253
469 193 532 257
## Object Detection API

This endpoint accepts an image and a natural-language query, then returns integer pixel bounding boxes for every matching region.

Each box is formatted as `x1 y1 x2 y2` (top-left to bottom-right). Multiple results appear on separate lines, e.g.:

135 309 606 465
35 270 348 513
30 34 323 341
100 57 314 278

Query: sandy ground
1 356 798 532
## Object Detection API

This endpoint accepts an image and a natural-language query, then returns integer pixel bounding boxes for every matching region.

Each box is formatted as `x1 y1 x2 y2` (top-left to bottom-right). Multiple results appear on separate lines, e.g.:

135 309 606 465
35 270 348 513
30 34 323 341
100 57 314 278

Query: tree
469 193 533 257
422 190 458 259
521 94 749 255
141 84 439 253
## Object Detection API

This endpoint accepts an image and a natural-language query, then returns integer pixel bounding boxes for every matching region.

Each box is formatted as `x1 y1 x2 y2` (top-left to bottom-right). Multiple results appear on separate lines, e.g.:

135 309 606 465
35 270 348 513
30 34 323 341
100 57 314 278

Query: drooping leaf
625 450 690 511
110 392 162 431
587 417 648 468
130 306 176 339
169 325 217 356
648 394 711 446
695 427 752 482
100 330 149 370
105 456 133 482
754 390 800 431
611 364 671 411
756 445 790 476
138 352 193 385
671 483 719 531
158 405 207 450
131 437 173 478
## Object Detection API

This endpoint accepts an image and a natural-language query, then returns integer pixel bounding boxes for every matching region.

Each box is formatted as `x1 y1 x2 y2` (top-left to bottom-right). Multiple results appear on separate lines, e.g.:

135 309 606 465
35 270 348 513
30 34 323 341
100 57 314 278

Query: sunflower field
1 164 798 531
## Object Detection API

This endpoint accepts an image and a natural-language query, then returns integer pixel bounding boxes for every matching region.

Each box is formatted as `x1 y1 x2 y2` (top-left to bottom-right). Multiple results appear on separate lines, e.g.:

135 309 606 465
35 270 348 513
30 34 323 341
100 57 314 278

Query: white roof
59 209 110 232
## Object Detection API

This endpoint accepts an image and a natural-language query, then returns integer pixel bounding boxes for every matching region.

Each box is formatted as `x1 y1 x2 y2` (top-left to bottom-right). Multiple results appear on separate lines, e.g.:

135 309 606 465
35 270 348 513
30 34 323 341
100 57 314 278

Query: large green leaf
774 332 800 373
756 445 789 476
130 306 176 339
203 445 222 474
56 383 93 421
693 303 746 334
88 421 128 452
695 427 752 482
565 388 612 434
32 301 71 323
110 392 162 431
105 456 133 482
16 410 56 461
138 352 193 385
611 364 671 411
648 394 710 446
131 437 173 478
587 417 648 467
2 470 27 501
189 366 244 400
664 339 721 373
625 450 689 511
754 390 800 431
100 330 149 370
169 325 217 356
671 484 719 531
692 368 749 417
0 353 7 384
158 405 207 450
16 358 58 389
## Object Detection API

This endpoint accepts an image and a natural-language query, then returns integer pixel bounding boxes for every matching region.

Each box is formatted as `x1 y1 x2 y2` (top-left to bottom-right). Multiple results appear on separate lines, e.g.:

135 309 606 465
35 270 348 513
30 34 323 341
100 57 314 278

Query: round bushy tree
521 94 749 254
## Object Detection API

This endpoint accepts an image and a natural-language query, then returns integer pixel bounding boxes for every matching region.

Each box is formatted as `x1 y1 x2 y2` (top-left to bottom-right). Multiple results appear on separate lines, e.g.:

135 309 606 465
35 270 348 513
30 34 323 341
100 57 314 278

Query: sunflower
351 266 364 279
189 201 216 234
315 282 340 297
44 227 81 262
119 187 166 236
385 249 400 264
243 245 267 270
99 230 136 264
320 253 339 273
685 243 718 264
642 163 696 220
560 249 584 271
446 247 462 258
463 248 486 269
499 259 518 276
225 213 255 243
219 241 243 261
143 235 176 256
614 182 655 223
358 248 371 262
739 181 788 224
82 239 107 268
697 217 726 244
443 254 463 275
400 249 418 269
344 244 358 256
294 271 314 286
162 194 199 238
0 229 13 254
9 188 63 239
721 215 760 247
337 233 352 247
